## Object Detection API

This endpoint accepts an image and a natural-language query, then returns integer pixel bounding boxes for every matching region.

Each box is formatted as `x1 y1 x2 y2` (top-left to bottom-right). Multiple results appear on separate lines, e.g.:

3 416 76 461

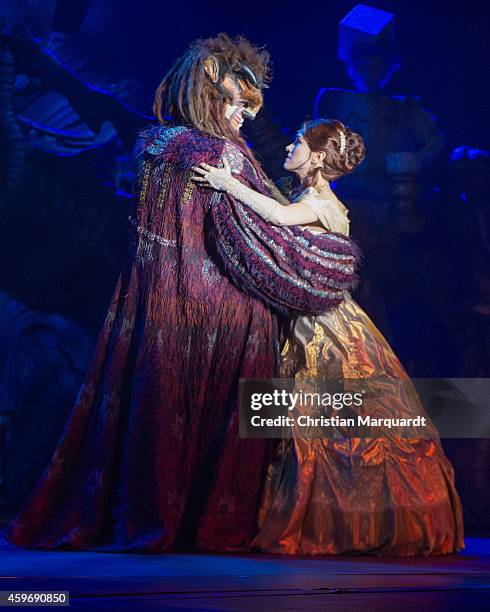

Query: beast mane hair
153 33 271 156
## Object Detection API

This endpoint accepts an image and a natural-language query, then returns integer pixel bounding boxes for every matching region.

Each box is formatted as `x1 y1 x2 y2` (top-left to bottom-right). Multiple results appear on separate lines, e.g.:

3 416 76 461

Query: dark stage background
0 0 488 529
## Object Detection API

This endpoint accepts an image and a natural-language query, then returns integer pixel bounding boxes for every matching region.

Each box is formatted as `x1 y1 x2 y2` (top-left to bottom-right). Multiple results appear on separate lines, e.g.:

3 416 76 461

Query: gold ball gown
252 188 464 556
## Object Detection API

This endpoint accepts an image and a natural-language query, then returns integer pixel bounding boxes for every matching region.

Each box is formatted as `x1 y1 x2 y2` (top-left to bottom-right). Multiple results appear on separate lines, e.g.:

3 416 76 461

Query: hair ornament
338 130 346 154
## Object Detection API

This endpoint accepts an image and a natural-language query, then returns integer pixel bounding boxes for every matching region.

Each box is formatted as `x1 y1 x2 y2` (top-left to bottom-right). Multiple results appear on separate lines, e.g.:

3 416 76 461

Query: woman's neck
293 169 334 198
308 179 334 197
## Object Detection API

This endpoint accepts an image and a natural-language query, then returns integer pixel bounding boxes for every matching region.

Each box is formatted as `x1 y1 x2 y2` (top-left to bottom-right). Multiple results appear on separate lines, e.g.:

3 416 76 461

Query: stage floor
0 536 488 610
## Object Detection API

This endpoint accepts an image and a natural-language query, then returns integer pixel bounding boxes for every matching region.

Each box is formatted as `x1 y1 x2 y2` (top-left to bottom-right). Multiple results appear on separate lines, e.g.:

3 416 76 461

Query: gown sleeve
299 192 350 236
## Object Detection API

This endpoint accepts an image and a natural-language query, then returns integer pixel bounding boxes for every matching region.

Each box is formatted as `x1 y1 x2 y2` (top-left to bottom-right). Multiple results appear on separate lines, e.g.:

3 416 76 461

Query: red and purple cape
4 126 359 552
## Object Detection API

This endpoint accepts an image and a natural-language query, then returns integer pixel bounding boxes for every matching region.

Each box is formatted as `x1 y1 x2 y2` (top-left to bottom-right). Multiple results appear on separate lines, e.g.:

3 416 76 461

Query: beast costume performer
5 35 358 553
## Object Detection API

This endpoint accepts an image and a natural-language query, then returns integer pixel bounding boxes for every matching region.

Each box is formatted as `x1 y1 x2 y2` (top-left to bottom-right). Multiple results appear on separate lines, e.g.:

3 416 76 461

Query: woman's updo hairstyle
300 118 366 186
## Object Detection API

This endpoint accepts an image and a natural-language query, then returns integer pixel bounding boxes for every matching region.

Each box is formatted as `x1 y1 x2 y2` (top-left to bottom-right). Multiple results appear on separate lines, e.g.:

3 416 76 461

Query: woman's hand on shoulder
192 157 235 192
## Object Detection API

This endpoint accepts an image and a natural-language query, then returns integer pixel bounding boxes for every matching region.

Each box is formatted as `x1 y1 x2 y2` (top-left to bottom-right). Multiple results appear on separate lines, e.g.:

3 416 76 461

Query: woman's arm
192 159 319 226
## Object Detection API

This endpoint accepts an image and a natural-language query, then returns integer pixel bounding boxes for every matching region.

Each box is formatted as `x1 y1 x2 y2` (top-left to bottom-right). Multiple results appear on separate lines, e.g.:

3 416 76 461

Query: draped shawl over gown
4 127 359 553
252 187 465 556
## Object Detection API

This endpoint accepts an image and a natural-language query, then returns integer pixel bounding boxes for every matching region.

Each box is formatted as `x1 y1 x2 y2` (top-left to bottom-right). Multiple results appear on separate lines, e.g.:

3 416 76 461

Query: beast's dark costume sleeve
139 125 359 316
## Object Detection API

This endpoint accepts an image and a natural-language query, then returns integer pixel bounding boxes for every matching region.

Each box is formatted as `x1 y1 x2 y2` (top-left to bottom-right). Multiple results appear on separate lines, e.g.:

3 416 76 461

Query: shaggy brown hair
300 119 366 186
153 33 271 149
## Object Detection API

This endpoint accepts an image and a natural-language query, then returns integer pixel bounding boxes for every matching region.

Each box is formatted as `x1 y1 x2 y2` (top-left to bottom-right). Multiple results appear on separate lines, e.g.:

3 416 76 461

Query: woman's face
284 133 311 172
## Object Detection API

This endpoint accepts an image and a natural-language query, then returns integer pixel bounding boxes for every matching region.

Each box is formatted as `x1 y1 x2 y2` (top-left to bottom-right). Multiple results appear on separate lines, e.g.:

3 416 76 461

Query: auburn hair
300 119 366 186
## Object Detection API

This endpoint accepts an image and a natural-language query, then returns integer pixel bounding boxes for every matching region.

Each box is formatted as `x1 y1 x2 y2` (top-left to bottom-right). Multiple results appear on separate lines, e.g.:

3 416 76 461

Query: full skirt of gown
252 294 465 556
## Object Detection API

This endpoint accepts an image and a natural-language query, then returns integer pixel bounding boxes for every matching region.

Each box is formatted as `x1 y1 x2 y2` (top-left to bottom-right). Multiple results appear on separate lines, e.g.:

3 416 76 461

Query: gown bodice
296 186 351 236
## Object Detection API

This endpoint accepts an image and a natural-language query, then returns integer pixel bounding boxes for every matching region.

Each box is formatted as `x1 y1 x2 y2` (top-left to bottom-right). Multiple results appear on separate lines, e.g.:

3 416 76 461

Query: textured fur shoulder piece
137 125 225 171
145 125 190 155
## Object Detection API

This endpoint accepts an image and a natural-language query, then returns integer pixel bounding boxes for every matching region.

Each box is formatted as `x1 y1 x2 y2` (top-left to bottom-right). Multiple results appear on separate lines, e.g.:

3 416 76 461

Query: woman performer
193 118 464 556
